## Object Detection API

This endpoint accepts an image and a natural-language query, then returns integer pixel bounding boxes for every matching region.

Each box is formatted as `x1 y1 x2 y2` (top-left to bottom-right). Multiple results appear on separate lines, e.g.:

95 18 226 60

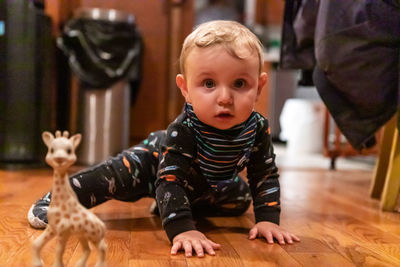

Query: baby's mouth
216 112 233 119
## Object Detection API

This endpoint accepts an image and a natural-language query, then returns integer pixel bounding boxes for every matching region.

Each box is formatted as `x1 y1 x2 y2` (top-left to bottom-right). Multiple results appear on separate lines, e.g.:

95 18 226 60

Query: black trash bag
57 16 142 89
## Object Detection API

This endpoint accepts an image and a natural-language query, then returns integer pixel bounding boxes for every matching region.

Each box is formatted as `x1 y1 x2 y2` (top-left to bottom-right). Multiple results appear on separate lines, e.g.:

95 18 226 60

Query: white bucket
279 99 324 155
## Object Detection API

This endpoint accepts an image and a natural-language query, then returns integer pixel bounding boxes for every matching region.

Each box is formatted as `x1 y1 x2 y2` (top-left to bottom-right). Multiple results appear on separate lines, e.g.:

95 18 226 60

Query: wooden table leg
379 111 400 211
370 114 397 199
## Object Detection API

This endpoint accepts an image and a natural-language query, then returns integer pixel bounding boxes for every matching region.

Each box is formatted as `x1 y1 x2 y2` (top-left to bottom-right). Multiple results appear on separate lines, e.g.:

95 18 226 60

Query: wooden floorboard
1 166 400 266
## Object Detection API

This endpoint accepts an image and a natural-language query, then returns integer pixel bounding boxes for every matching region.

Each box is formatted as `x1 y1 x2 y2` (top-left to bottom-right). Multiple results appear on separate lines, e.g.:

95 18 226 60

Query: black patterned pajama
68 130 251 218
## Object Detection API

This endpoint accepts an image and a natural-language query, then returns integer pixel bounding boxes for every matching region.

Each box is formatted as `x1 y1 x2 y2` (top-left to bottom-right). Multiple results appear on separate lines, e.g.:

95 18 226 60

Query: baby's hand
249 221 300 245
171 230 221 257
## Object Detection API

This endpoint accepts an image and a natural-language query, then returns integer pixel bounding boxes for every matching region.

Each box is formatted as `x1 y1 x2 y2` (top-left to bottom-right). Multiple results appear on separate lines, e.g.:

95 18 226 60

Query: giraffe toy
32 131 107 267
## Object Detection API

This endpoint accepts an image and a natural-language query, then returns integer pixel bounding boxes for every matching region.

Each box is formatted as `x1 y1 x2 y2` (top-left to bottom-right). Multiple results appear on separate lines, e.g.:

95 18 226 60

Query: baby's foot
28 192 51 229
149 200 160 216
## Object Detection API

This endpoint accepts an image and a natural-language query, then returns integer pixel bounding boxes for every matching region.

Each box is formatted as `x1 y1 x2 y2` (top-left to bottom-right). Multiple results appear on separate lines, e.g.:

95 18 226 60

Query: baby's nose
217 87 233 105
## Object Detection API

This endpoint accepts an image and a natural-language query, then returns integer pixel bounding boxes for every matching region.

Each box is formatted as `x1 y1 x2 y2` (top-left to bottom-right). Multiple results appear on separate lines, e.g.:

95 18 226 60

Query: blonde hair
179 20 264 74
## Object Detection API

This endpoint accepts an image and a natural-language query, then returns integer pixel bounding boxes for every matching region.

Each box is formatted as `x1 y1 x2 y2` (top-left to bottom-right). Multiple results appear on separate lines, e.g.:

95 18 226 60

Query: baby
29 20 299 257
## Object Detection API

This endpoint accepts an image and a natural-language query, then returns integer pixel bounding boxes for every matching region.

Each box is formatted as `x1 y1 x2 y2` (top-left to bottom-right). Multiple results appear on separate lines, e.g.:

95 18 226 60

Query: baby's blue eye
234 79 246 88
204 79 215 88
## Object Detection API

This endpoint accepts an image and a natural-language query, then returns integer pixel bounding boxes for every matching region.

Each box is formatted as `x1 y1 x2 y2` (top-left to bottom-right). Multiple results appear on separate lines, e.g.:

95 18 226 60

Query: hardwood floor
1 164 400 266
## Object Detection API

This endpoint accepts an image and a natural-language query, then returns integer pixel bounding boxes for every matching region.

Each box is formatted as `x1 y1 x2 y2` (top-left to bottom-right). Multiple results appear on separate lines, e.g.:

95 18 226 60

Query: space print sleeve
247 114 281 225
154 119 197 241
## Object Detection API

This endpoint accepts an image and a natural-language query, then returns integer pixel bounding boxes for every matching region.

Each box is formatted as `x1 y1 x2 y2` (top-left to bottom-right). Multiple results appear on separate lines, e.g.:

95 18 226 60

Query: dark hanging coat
280 0 400 150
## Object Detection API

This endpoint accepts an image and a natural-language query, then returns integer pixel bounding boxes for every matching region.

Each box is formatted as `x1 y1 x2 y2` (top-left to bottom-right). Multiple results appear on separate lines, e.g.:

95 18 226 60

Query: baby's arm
156 177 219 257
155 120 219 256
156 175 218 257
247 115 300 244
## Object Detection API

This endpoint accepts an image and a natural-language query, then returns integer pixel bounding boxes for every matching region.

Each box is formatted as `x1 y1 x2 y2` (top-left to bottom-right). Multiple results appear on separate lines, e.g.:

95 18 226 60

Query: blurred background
0 0 377 169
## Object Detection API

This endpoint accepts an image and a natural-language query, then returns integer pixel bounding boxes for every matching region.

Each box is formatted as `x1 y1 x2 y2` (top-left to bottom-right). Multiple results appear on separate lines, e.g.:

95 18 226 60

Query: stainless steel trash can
58 8 142 165
77 80 131 165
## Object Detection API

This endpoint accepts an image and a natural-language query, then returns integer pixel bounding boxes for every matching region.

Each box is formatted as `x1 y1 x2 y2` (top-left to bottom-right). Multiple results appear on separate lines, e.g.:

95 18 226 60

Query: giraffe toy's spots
32 130 107 267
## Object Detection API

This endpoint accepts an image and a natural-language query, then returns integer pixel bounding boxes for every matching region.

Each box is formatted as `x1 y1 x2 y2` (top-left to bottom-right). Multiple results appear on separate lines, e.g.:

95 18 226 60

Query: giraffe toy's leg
32 227 55 267
94 239 107 267
53 234 68 267
75 238 91 267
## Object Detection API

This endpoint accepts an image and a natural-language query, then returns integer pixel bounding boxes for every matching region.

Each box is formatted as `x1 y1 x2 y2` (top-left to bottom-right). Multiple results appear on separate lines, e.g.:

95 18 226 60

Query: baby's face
178 45 266 130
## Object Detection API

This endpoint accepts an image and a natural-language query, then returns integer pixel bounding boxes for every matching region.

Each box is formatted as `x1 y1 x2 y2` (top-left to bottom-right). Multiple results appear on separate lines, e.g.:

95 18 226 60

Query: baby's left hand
249 221 300 245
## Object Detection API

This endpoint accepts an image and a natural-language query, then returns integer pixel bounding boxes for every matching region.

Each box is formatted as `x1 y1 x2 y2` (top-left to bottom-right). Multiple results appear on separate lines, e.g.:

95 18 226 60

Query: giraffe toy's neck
50 170 78 208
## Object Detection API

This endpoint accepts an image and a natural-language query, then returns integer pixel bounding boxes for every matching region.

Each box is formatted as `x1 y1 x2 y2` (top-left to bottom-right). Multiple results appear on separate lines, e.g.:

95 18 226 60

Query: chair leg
380 113 400 211
370 114 397 199
330 156 337 171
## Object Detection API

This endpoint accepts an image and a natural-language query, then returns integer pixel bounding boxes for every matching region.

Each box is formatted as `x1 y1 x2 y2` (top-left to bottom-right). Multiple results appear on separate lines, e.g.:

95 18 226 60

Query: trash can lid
74 7 135 24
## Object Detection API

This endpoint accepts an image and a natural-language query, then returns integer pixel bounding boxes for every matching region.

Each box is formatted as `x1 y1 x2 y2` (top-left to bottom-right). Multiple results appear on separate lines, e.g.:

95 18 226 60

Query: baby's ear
42 131 54 148
176 74 190 102
257 72 268 99
70 133 82 150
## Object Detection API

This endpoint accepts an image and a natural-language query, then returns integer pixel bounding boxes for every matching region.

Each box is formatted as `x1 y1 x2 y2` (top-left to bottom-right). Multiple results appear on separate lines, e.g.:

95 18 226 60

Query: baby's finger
291 233 300 242
282 232 294 244
183 240 193 257
209 240 221 249
273 231 285 245
171 241 182 255
200 240 216 256
192 240 204 257
264 231 274 244
248 227 258 240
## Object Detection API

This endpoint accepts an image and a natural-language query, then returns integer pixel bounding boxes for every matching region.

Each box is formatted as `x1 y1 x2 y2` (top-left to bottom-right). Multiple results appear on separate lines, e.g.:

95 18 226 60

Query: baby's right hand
171 230 221 257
